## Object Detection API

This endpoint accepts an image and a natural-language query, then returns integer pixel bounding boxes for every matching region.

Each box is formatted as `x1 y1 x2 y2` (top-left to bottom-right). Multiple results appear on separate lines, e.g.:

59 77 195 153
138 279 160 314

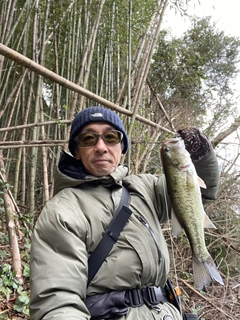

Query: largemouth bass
160 137 224 290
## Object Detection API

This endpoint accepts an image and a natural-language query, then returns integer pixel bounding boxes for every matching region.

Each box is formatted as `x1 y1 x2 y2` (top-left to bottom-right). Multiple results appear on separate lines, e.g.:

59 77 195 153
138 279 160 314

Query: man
30 106 220 320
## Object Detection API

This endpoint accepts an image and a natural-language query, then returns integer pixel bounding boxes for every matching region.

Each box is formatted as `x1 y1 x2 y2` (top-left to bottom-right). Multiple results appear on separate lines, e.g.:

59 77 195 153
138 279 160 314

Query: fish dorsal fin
198 176 207 189
171 209 183 237
204 213 216 229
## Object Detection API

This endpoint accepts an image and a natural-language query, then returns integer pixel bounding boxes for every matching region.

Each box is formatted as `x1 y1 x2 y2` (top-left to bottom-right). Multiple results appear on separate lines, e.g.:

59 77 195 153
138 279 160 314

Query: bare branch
212 117 240 147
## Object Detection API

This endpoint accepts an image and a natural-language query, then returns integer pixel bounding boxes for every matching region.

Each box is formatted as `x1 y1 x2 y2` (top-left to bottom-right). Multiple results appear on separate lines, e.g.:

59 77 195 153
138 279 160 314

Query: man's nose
94 136 108 151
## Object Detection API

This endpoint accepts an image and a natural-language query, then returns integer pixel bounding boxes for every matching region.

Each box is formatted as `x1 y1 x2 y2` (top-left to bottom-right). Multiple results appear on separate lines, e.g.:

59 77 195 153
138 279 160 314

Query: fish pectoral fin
171 210 183 237
186 173 206 189
204 213 216 229
197 176 207 189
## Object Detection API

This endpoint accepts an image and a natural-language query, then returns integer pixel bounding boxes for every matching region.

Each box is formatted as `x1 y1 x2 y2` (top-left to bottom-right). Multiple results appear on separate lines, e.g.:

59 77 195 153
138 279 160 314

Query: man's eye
82 134 96 141
104 132 118 141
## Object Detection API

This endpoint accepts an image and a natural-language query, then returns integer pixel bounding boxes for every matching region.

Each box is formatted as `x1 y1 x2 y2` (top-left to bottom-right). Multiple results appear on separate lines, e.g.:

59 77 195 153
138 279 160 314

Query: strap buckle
142 286 168 306
146 286 159 305
127 288 144 307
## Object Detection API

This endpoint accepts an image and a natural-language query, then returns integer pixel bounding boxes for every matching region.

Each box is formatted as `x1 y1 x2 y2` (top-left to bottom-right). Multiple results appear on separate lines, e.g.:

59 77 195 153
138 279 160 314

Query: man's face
74 122 123 177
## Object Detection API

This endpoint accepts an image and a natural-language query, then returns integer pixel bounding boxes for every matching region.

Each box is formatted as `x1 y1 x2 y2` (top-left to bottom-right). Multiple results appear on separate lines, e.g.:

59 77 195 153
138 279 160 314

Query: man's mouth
93 159 110 164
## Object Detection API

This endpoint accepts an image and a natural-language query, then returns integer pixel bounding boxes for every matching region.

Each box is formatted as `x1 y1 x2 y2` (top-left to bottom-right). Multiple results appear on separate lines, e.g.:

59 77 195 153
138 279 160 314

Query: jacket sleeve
193 145 220 204
30 192 90 320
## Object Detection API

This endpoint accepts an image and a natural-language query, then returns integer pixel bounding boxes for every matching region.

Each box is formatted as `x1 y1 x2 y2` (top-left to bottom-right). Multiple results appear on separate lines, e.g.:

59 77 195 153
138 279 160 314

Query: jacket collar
53 150 128 195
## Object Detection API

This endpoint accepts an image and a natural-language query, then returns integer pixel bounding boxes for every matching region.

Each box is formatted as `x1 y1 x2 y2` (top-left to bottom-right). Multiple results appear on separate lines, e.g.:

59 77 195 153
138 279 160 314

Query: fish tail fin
192 255 224 290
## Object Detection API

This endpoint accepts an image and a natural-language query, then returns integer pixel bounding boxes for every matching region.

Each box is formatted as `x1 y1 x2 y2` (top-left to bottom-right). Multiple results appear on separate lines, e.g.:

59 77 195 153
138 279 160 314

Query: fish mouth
161 137 184 150
162 137 182 145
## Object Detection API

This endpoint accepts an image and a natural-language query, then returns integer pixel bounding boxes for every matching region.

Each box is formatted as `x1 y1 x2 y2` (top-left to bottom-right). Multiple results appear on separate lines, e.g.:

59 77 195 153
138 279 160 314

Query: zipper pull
137 215 147 225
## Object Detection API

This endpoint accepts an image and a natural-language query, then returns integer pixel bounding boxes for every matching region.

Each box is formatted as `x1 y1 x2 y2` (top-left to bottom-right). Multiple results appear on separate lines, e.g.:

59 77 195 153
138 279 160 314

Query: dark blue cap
68 106 129 155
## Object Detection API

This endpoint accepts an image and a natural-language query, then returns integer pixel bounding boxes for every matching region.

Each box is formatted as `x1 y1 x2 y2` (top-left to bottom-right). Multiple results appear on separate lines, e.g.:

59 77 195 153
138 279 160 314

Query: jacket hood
53 150 129 196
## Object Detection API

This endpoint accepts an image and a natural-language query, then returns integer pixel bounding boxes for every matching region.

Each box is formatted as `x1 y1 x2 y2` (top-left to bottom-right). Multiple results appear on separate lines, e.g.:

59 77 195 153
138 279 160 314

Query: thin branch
179 278 234 320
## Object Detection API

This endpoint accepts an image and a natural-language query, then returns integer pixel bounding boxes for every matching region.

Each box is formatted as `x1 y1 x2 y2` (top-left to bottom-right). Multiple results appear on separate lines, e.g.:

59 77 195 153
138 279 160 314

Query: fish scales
165 160 208 259
160 137 224 290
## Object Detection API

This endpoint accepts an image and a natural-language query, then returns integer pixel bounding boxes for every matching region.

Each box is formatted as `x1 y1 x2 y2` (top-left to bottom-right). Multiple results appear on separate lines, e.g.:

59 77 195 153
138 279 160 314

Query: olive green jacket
30 148 219 320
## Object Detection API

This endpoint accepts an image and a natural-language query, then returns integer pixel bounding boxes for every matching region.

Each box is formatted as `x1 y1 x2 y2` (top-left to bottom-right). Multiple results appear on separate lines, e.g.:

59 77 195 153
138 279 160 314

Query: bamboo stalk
0 144 66 149
28 0 41 215
0 138 163 149
0 151 23 285
78 0 106 110
0 140 67 146
0 43 175 134
0 119 70 132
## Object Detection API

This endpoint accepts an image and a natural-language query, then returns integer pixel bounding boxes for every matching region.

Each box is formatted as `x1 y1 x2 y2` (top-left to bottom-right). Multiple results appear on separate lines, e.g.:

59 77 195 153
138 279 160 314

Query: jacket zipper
136 215 161 261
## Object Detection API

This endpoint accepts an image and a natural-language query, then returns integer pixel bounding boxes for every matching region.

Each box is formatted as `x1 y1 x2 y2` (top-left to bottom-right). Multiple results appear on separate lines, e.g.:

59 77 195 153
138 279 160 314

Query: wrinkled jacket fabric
30 148 219 320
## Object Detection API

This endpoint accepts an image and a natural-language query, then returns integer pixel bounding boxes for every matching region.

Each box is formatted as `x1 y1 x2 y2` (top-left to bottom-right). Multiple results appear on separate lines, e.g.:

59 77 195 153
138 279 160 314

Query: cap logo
90 112 104 120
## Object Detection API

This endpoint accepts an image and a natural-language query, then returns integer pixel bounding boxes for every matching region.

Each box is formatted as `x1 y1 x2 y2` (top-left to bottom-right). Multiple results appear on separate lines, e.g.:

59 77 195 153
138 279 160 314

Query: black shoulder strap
87 186 132 286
